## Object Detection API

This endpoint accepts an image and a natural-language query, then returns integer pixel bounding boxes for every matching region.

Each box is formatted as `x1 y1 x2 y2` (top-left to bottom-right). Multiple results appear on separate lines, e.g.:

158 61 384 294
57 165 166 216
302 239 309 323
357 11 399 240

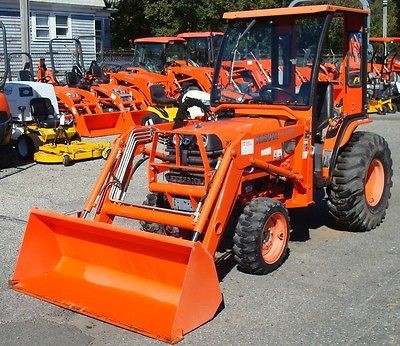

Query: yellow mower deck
34 140 111 165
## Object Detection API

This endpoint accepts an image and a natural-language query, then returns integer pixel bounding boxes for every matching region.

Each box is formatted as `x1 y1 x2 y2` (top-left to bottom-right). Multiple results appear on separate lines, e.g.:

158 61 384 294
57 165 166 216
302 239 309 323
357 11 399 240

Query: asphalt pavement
0 114 399 346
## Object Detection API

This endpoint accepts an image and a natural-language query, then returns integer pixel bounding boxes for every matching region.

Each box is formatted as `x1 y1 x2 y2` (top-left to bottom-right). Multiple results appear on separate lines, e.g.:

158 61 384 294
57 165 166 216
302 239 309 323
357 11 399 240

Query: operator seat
89 60 110 84
30 97 60 128
65 70 90 90
150 84 176 105
19 70 33 81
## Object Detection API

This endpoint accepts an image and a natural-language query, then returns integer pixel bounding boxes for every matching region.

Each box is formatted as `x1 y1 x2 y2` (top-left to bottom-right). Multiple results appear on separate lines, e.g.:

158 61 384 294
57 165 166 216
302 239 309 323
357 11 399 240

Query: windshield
165 42 186 63
211 15 327 106
186 36 223 67
133 43 166 73
186 38 210 67
133 42 186 73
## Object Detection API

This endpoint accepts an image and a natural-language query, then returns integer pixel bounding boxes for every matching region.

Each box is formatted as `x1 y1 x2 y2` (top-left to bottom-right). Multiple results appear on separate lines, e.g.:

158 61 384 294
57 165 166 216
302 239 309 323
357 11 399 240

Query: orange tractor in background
367 36 400 113
131 36 215 92
112 36 218 125
11 2 393 343
40 37 147 137
0 21 13 168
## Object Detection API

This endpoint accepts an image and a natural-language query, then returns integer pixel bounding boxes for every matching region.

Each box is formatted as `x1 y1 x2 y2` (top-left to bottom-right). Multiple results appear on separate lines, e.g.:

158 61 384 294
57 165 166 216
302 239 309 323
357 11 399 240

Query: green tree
110 0 400 50
110 0 151 49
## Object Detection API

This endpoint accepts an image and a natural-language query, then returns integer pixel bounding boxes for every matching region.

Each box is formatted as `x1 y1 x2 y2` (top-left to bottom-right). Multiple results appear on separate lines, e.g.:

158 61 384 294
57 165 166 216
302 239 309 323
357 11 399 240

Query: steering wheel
165 59 178 67
173 97 213 129
259 85 297 102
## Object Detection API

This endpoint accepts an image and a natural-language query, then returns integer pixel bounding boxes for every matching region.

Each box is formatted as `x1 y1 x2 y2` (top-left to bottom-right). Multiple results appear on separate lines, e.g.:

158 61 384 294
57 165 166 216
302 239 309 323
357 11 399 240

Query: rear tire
70 132 81 142
327 131 392 231
233 198 289 275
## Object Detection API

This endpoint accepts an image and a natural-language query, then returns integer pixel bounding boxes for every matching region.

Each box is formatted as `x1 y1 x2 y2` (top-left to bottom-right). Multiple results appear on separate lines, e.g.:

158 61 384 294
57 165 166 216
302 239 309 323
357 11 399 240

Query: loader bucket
10 209 222 343
75 110 146 137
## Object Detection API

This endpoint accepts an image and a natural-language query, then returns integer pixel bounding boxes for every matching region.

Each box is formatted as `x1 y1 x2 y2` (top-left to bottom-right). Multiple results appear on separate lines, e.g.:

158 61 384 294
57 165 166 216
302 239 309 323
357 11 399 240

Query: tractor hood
174 116 304 167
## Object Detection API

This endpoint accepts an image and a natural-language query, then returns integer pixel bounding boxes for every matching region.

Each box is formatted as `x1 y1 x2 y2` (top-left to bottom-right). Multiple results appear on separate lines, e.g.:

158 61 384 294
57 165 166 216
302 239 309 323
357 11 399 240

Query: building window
33 13 71 40
95 19 103 51
55 15 69 37
35 14 50 38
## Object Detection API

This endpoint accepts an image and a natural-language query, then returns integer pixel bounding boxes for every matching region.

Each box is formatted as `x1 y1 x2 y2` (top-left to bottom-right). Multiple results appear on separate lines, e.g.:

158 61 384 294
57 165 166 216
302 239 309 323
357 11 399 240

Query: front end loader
10 2 392 343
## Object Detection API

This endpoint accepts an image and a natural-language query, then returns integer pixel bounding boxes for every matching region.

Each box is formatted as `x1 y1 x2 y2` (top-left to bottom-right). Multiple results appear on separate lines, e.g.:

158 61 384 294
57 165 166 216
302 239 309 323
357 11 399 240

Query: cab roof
223 4 368 20
369 37 400 43
177 32 224 39
134 37 186 44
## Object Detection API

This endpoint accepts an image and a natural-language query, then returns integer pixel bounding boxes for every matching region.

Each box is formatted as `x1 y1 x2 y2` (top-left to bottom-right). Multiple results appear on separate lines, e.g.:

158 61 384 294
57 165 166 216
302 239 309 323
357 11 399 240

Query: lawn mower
6 76 110 165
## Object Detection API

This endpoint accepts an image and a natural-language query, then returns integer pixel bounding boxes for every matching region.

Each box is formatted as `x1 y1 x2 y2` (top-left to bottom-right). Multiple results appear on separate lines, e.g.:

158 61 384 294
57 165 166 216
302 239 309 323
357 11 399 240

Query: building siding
0 3 109 82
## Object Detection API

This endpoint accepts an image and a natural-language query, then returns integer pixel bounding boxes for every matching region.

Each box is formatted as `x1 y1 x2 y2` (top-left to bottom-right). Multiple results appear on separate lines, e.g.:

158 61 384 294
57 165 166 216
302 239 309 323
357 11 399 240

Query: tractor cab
177 32 223 67
132 37 187 74
211 6 367 120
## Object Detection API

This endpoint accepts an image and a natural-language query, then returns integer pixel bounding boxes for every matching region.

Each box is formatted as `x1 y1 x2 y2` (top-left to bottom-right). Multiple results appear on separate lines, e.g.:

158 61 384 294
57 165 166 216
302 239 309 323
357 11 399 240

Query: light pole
383 0 388 55
20 0 30 55
382 0 388 38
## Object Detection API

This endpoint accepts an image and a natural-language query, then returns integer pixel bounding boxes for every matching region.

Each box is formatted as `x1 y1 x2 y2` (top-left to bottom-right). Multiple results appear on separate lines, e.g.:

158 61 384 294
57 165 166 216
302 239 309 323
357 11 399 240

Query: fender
146 106 178 122
322 115 371 178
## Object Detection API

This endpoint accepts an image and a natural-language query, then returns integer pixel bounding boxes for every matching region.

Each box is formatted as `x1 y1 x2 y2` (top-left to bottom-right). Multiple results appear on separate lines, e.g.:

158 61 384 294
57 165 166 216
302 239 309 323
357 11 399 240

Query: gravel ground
0 114 399 346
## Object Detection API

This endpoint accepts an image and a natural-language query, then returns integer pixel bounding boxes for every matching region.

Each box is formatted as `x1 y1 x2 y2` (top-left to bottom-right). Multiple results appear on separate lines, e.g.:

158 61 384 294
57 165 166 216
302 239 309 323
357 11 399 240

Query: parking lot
1 114 399 345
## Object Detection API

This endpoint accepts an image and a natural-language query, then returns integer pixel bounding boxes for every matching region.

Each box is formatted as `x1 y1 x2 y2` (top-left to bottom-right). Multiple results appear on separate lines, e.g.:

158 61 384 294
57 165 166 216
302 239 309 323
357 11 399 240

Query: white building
0 0 112 79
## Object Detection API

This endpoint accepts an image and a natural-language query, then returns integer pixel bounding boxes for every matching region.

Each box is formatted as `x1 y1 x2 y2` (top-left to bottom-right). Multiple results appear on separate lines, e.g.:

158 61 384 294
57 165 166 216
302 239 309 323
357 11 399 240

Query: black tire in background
140 193 171 234
327 131 393 232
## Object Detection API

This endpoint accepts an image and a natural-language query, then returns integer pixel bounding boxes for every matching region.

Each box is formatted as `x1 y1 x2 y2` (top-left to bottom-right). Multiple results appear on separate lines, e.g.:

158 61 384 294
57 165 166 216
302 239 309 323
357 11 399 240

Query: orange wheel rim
365 159 385 207
261 212 288 264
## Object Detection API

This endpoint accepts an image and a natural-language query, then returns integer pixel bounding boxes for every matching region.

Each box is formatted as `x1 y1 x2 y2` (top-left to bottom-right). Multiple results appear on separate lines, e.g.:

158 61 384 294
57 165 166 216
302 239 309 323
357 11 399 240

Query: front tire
101 147 111 160
16 133 42 160
62 154 71 166
327 131 393 231
233 198 290 275
377 105 387 115
388 102 397 113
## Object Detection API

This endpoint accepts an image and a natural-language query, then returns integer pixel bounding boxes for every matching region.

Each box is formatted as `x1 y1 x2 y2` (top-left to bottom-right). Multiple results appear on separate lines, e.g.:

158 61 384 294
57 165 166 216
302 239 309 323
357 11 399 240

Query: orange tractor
10 3 392 343
0 21 13 167
116 36 221 93
112 36 219 125
43 37 147 137
367 36 400 113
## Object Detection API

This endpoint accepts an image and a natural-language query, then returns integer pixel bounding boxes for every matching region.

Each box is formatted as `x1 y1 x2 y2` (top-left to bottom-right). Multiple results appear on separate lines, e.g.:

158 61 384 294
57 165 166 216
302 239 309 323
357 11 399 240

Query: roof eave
223 5 368 20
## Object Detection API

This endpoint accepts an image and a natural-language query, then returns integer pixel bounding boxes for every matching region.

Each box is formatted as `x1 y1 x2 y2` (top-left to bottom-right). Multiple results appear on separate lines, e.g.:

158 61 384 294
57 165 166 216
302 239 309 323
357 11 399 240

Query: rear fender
322 116 371 178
